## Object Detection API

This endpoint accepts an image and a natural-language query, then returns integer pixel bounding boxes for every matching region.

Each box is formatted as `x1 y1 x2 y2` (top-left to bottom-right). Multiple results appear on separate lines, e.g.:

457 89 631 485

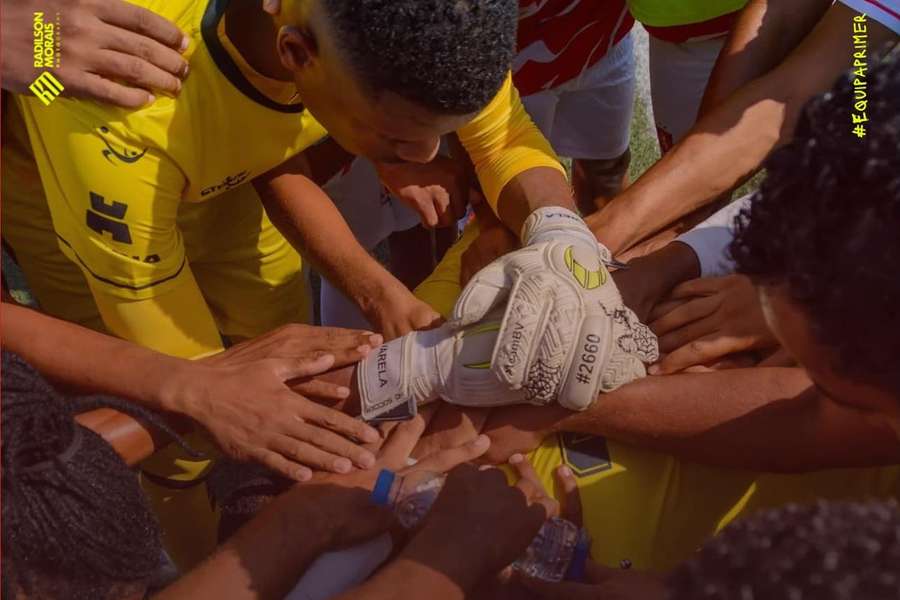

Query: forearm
255 168 405 314
700 0 830 114
496 167 577 237
590 4 895 254
2 301 189 408
556 368 900 472
157 485 340 600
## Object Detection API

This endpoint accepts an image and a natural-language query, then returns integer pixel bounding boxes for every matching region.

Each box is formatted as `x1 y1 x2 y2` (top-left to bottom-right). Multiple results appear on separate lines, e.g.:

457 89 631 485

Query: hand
648 275 779 375
365 284 443 341
167 329 385 481
481 404 569 464
1 0 190 107
411 404 490 461
461 198 519 286
407 462 558 588
375 157 468 228
452 207 659 410
207 322 383 400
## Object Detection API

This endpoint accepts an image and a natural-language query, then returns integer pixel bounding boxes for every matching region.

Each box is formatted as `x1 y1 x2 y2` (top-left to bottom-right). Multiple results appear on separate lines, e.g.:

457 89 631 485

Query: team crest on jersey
96 126 148 165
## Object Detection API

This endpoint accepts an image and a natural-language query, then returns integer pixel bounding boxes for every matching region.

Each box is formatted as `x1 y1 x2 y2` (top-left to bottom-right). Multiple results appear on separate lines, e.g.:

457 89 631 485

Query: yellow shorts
416 222 900 571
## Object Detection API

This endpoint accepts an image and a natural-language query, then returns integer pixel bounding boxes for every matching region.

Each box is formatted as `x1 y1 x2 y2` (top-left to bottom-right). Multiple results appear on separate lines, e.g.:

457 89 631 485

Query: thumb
450 259 511 328
272 353 336 381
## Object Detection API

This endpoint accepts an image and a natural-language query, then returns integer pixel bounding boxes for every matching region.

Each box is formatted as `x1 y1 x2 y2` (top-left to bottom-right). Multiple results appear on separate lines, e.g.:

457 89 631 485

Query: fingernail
471 434 490 449
362 427 380 443
179 35 190 53
479 464 493 471
356 344 371 355
558 465 573 478
263 0 278 14
509 453 523 464
296 467 312 481
358 452 376 468
648 365 660 375
368 334 384 347
181 62 190 78
145 94 156 106
334 458 352 473
335 386 351 399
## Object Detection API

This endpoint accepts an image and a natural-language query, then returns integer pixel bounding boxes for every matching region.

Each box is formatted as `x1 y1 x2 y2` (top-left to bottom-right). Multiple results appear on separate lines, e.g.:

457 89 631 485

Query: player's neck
225 1 294 82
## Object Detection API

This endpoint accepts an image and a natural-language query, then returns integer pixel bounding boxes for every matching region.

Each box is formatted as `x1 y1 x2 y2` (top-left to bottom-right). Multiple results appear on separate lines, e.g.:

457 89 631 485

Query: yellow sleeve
17 96 223 358
455 72 567 213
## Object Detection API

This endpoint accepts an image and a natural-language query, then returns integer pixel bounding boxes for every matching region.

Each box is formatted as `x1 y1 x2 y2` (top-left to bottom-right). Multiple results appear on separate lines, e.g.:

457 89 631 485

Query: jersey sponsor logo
201 170 250 196
97 127 148 165
83 191 160 264
558 432 612 477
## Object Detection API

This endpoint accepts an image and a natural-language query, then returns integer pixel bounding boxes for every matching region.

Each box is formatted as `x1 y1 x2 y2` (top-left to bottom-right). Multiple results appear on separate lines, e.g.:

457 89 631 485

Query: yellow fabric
13 0 322 358
414 222 900 572
457 73 567 212
625 0 749 27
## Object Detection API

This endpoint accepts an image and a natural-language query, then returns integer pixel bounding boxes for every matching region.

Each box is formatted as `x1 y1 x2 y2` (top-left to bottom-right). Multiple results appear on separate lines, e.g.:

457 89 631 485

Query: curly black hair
1 351 163 600
667 499 900 600
323 0 518 114
731 48 900 395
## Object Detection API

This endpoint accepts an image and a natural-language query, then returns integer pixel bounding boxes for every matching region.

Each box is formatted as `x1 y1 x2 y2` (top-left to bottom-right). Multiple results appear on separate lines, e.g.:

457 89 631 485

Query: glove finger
450 259 512 328
492 274 554 393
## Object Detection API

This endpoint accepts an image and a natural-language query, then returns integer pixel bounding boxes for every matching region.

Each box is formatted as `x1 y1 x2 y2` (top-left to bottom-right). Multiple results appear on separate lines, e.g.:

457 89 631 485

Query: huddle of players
1 0 900 598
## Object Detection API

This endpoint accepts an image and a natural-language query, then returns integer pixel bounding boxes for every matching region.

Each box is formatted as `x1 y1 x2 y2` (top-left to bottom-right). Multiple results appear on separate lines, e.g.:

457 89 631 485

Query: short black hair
731 48 900 395
668 500 900 600
323 0 518 114
1 351 162 600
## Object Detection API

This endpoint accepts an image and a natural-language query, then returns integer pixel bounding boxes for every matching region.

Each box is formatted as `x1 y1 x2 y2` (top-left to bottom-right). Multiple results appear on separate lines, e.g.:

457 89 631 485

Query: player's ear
277 25 317 73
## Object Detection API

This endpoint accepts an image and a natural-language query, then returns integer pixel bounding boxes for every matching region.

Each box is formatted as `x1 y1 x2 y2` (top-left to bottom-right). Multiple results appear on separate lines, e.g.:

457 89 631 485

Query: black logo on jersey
97 127 148 165
558 432 612 478
200 170 250 196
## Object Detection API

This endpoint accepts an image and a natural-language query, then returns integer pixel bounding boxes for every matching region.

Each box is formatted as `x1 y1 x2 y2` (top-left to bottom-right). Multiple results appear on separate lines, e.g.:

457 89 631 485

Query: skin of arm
699 0 831 114
456 74 575 236
254 153 441 338
588 5 898 255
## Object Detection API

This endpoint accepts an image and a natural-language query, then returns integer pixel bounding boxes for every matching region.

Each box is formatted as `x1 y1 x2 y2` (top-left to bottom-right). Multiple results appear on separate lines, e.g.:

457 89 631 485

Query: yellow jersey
15 0 563 358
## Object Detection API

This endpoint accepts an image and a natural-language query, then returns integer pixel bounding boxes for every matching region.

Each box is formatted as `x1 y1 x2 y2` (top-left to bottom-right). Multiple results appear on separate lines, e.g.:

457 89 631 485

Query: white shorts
521 32 636 160
648 34 727 152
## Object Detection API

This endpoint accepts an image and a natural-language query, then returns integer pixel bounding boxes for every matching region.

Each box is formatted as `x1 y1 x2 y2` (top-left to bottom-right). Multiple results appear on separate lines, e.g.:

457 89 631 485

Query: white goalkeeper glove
449 206 658 410
357 310 529 422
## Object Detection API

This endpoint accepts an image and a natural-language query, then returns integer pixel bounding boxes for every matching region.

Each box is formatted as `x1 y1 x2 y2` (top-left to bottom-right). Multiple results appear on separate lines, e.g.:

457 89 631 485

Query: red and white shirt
514 0 634 96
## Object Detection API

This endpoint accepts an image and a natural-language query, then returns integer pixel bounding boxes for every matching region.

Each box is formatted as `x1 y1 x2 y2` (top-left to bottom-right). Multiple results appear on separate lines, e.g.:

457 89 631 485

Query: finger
94 49 183 96
668 276 728 300
70 71 155 108
272 354 336 380
285 418 377 469
413 434 491 473
650 334 745 375
758 347 795 367
248 447 312 482
428 186 453 228
411 189 439 228
450 260 512 327
509 453 547 499
262 0 282 15
377 414 427 469
553 465 582 527
648 298 689 323
656 317 718 354
303 403 381 445
649 295 718 338
98 0 190 52
271 435 355 474
99 24 190 80
291 379 351 401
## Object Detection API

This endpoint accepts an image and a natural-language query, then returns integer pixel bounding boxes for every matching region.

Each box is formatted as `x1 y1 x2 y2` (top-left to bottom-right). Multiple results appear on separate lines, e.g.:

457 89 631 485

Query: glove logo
564 246 607 290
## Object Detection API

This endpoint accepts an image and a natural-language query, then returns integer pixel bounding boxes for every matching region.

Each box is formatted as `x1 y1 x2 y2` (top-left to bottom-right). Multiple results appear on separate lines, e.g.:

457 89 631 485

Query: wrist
155 357 210 416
